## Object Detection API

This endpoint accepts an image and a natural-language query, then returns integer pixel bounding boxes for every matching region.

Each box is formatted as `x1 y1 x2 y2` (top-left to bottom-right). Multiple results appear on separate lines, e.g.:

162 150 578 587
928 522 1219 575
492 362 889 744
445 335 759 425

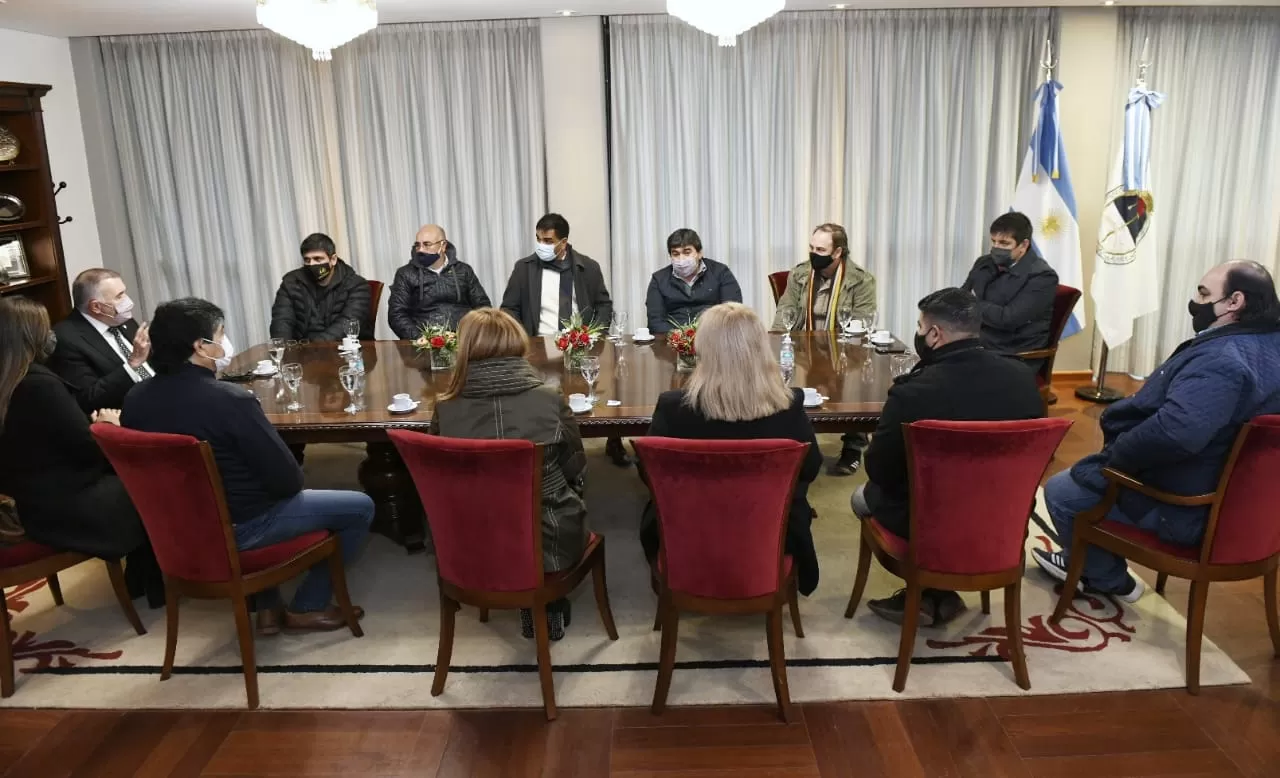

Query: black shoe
867 589 935 627
828 451 861 476
924 589 966 626
520 600 572 641
605 437 631 468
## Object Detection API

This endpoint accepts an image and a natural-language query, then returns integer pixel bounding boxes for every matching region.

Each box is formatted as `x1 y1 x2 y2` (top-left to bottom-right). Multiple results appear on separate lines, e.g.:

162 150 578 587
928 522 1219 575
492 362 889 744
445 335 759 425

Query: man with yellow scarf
772 223 878 475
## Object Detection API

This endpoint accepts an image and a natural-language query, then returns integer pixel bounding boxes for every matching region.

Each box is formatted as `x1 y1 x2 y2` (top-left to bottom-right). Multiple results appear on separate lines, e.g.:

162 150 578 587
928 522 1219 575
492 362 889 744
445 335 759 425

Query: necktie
109 326 152 379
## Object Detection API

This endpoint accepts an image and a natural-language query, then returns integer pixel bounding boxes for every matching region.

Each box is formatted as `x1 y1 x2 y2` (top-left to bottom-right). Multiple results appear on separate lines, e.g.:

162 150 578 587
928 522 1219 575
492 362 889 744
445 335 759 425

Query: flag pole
1075 340 1125 403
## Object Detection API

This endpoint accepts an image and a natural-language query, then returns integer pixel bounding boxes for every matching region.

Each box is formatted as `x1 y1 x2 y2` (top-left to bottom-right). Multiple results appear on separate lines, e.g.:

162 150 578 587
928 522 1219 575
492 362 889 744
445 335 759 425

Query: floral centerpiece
414 323 458 370
556 313 605 370
667 319 698 371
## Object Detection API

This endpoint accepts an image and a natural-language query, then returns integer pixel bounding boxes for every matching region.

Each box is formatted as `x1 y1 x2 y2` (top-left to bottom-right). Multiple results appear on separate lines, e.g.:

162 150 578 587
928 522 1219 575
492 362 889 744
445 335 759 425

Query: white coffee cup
256 359 274 372
870 330 893 343
849 320 867 333
802 387 822 405
569 393 588 405
341 336 358 350
391 393 414 410
634 327 652 340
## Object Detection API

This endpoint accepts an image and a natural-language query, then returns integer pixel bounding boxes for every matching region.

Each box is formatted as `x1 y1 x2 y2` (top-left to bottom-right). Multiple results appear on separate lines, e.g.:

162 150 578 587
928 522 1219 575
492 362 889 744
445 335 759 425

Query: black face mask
991 247 1015 267
1188 297 1227 333
809 252 835 272
913 330 935 363
39 331 57 362
307 262 333 282
413 251 441 266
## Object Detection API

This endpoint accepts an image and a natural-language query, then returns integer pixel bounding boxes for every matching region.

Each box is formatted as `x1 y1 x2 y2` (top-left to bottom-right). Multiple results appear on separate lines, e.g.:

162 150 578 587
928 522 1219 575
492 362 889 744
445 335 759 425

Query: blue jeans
1043 470 1159 593
234 490 374 613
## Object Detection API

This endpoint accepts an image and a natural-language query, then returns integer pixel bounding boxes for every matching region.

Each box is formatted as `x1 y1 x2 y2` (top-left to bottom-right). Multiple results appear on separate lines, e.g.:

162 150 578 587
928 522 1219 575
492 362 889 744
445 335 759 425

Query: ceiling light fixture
558 9 575 16
1103 0 1116 5
830 3 848 8
256 0 378 61
667 0 786 47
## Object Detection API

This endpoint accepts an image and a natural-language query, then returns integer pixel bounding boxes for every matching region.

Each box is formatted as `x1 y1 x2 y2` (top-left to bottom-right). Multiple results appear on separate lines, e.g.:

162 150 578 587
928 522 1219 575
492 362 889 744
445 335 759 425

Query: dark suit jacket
961 250 1058 357
50 313 142 413
644 258 743 333
500 247 613 336
864 340 1045 536
0 364 146 558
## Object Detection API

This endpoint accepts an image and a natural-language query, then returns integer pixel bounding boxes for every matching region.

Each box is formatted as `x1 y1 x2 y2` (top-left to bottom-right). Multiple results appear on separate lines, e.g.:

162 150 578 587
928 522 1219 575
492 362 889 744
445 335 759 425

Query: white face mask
215 334 235 374
101 295 135 327
534 242 558 262
672 257 699 278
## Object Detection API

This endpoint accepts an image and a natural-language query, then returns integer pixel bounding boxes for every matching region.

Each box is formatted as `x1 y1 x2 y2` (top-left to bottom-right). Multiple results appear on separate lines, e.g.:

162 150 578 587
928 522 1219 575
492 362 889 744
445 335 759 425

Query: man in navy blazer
1034 261 1280 601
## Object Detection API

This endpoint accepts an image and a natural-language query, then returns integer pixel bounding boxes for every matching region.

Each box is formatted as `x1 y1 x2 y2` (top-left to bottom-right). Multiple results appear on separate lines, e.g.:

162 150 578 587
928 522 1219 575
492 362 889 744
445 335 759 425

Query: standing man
51 268 152 413
773 223 878 476
388 224 490 338
501 213 613 337
270 233 371 342
645 228 742 332
962 212 1058 369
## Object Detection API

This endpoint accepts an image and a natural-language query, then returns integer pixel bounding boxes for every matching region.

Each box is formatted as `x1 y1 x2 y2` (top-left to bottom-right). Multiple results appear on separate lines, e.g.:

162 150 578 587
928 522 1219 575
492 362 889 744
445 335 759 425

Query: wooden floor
2 376 1277 777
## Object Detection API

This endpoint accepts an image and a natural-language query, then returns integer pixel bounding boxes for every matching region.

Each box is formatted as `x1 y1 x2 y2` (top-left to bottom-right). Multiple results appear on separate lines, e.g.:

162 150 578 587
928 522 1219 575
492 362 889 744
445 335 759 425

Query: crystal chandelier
666 0 785 47
256 0 378 61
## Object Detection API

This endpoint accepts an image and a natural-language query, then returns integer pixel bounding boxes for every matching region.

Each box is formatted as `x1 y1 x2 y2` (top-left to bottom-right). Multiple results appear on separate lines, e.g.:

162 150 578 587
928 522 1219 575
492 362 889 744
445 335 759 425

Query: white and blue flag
1010 79 1085 339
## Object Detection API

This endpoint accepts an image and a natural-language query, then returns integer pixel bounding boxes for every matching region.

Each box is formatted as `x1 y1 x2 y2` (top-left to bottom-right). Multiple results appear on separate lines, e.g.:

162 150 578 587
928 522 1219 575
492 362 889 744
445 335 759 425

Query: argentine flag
1010 79 1085 339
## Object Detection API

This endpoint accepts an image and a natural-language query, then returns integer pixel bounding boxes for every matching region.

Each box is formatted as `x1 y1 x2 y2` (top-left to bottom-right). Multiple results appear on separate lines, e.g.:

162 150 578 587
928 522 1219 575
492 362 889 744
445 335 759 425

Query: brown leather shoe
256 607 283 637
283 605 365 632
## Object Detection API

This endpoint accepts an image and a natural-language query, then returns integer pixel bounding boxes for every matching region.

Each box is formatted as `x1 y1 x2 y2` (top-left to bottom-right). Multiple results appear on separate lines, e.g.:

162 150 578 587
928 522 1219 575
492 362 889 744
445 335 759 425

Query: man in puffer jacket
388 224 491 338
269 233 371 342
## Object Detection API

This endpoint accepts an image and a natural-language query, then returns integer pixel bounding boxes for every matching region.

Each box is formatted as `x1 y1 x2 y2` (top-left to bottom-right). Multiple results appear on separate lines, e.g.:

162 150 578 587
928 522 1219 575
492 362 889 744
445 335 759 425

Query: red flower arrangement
413 324 458 354
666 320 698 357
556 314 604 359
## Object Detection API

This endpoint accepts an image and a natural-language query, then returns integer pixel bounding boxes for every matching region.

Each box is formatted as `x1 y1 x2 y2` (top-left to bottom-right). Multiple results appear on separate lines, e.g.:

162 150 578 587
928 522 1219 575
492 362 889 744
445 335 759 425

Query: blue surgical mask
535 243 558 262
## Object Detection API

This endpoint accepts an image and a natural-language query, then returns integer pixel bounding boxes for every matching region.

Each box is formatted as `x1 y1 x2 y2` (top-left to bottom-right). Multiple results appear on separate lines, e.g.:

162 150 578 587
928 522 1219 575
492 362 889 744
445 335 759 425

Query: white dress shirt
537 265 576 336
82 311 151 382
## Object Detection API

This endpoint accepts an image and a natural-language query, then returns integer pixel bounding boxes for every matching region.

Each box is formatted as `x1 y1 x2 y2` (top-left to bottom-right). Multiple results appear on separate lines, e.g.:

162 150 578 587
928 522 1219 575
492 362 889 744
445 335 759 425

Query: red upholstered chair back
905 419 1072 575
768 271 790 305
1205 415 1280 565
367 280 385 334
91 423 239 583
633 437 809 600
388 430 542 592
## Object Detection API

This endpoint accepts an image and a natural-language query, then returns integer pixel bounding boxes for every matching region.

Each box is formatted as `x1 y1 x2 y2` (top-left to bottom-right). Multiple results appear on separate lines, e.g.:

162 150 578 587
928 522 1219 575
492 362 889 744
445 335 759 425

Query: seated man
962 212 1058 370
1033 261 1280 601
388 224 490 337
851 288 1043 626
51 268 153 413
644 228 742 332
122 297 373 635
501 212 612 337
270 233 371 342
773 223 877 476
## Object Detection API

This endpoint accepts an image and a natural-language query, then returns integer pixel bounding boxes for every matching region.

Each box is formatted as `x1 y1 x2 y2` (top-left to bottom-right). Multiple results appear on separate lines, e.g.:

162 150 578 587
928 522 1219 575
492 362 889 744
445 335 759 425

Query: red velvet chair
768 270 791 304
632 437 810 722
387 430 618 721
0 542 145 697
845 418 1072 692
1050 415 1280 694
91 424 362 710
1016 284 1081 407
366 280 385 337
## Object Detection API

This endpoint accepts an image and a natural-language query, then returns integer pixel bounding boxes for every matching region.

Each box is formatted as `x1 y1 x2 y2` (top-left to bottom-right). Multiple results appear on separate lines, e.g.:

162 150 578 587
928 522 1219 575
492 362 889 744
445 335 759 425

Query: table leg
358 442 427 554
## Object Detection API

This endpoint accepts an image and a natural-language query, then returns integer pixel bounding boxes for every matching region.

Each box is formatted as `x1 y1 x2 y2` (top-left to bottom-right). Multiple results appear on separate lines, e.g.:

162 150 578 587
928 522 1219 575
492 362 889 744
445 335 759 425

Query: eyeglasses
413 240 447 251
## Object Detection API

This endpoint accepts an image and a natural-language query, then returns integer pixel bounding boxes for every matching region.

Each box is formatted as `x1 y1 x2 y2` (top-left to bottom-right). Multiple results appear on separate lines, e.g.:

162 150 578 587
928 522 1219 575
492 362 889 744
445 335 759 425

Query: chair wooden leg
46 574 64 607
766 605 793 722
590 542 619 640
1185 580 1209 695
1004 581 1030 690
892 585 923 693
326 552 363 638
1050 535 1090 624
980 591 991 615
104 560 146 636
1 600 14 698
1156 573 1169 596
432 592 456 697
160 582 179 681
1265 568 1280 658
787 578 804 638
532 601 557 721
478 608 489 623
652 591 665 632
651 594 679 715
844 533 873 619
231 597 259 710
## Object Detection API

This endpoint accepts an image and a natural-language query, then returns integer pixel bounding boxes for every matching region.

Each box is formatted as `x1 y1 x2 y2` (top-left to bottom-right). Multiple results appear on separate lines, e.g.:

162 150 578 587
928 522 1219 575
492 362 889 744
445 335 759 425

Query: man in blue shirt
1034 261 1280 601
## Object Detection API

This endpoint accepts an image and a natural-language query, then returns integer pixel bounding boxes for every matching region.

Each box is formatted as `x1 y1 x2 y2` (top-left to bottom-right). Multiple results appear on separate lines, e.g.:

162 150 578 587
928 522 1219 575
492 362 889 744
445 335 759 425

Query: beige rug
0 438 1248 709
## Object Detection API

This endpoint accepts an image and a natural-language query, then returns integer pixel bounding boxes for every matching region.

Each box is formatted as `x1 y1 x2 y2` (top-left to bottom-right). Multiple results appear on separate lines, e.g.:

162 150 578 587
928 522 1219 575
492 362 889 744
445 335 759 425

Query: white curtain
608 10 1052 338
1108 7 1280 376
98 21 545 345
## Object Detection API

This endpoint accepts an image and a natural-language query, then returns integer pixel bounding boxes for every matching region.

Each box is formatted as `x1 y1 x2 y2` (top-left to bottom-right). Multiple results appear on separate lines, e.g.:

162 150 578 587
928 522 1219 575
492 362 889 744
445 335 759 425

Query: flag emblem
1097 188 1155 266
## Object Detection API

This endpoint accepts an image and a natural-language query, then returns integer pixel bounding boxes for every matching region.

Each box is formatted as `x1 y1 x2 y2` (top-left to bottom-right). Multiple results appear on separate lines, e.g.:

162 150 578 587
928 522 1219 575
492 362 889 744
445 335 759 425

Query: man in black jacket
387 224 491 337
270 233 371 342
51 268 153 413
962 212 1058 370
123 297 373 635
853 288 1044 626
501 213 613 336
645 228 742 332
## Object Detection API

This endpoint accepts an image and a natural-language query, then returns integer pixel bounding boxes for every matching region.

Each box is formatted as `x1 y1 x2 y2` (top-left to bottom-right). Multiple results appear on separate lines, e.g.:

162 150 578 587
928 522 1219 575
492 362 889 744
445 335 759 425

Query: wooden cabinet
0 82 72 321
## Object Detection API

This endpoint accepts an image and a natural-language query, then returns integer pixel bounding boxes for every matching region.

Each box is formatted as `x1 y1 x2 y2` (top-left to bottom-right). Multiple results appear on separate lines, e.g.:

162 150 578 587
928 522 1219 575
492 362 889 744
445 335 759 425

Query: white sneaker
1114 574 1145 604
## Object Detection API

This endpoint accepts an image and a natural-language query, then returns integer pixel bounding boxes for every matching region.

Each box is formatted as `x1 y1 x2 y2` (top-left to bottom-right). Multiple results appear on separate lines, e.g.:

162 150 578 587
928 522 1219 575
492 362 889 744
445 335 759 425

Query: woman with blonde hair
642 302 823 594
430 307 587 639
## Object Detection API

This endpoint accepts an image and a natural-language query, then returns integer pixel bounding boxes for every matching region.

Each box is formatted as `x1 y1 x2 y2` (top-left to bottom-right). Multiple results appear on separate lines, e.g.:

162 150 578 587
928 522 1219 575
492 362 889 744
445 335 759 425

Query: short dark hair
813 223 850 262
990 212 1033 246
300 233 336 257
72 268 122 311
1224 260 1280 327
149 297 225 375
535 213 570 240
918 287 981 335
666 228 702 253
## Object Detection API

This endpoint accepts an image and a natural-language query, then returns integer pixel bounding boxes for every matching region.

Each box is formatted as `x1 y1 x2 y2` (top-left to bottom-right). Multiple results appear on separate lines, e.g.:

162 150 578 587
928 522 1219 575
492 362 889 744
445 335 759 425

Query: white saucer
869 338 893 347
387 401 420 415
252 367 278 378
338 344 359 353
803 396 826 408
569 403 593 414
632 335 656 343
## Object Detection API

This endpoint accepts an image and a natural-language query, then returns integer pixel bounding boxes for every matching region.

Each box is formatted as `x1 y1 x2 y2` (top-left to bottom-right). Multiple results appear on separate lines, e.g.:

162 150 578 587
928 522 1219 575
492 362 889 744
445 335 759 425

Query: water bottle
780 338 795 384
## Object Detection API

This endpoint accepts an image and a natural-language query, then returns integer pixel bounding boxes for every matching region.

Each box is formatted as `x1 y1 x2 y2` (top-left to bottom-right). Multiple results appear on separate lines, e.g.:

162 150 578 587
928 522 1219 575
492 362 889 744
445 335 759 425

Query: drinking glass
282 363 303 412
580 356 601 404
609 311 628 343
268 338 286 371
837 302 857 343
344 318 360 341
339 365 363 414
778 307 798 333
891 354 915 378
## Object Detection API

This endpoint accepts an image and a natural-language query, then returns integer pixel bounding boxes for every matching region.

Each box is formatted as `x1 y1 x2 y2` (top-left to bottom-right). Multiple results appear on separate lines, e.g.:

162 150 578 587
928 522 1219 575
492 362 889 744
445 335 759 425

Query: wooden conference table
228 334 898 550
